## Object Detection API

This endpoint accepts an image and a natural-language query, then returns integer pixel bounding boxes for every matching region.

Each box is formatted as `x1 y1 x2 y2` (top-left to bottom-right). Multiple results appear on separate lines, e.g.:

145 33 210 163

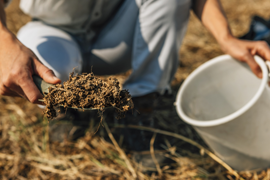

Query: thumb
33 59 61 84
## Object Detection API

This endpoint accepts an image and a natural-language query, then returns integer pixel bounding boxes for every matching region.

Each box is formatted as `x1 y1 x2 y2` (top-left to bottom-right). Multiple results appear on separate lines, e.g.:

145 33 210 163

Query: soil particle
43 72 133 119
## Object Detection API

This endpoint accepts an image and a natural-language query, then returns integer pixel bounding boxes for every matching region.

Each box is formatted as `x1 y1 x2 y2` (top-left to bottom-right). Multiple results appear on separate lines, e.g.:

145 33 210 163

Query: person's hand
0 30 61 103
219 36 270 79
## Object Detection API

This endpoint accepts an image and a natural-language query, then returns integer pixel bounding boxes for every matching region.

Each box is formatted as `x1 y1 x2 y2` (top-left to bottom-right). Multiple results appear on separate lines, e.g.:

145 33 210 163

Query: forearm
192 0 270 79
192 0 233 45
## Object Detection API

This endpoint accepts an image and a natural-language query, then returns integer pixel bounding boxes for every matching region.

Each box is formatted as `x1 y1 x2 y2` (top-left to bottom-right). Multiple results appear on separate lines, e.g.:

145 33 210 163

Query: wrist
216 33 236 52
214 28 234 43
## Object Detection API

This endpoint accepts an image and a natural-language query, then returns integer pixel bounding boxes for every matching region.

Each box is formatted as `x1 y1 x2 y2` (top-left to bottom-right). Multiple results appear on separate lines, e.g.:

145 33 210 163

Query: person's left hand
219 36 270 79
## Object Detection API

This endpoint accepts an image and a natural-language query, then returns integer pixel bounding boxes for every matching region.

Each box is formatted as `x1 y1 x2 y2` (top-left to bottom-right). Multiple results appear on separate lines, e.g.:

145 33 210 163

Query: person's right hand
0 30 61 104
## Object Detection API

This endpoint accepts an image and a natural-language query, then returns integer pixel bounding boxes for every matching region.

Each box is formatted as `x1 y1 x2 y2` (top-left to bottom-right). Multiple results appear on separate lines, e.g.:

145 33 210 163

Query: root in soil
43 72 134 119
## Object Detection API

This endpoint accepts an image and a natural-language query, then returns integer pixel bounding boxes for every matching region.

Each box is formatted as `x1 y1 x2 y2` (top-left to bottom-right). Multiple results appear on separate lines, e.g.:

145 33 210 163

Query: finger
250 41 270 61
243 53 262 78
17 71 44 103
32 59 61 84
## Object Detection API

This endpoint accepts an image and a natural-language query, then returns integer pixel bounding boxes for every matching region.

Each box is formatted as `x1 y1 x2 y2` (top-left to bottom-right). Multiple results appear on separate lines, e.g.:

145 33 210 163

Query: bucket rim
175 54 268 127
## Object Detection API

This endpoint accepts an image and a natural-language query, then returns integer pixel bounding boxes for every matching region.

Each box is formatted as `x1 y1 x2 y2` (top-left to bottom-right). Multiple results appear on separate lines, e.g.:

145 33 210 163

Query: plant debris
5 0 270 179
43 72 133 119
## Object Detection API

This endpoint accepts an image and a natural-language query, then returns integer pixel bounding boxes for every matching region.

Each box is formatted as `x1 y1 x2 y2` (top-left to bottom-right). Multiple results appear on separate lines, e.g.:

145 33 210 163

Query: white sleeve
4 0 12 8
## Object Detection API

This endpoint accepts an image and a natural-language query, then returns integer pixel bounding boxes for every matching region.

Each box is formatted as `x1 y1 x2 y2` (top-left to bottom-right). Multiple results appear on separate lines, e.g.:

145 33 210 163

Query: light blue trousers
18 0 191 97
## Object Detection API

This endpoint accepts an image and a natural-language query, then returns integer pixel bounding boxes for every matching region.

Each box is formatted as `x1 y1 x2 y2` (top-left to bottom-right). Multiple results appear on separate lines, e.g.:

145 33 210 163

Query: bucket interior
180 58 263 121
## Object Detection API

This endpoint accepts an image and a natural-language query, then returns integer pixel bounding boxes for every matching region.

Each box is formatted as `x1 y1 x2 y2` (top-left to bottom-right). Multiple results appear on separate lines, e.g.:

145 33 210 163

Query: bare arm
0 0 61 103
192 0 232 44
192 0 270 78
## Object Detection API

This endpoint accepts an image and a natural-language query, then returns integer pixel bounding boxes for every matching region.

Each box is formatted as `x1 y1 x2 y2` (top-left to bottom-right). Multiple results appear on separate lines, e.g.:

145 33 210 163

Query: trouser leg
83 0 139 75
17 0 191 98
123 0 191 97
85 0 191 97
17 21 83 82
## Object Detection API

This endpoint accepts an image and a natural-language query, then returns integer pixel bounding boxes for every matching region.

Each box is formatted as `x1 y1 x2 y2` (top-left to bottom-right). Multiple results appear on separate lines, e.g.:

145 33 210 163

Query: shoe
49 107 92 142
113 92 175 169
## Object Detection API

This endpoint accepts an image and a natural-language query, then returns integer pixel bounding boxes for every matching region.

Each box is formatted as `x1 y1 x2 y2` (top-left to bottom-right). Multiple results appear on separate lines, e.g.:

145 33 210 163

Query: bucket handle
264 61 270 88
266 61 270 81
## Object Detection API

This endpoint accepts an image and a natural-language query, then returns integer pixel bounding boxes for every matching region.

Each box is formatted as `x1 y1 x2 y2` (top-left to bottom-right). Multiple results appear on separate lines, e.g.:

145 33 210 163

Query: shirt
20 0 124 41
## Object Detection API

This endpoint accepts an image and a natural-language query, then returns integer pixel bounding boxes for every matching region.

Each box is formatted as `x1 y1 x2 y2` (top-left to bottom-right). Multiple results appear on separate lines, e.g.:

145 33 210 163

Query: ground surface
1 0 270 179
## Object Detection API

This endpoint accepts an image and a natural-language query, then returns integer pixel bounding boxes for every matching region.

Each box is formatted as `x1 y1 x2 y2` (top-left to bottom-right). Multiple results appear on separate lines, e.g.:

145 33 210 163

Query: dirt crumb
43 72 133 119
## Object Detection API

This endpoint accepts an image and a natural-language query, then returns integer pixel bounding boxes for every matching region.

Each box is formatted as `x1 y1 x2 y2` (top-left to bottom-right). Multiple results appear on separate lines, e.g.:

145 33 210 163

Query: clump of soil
43 72 133 119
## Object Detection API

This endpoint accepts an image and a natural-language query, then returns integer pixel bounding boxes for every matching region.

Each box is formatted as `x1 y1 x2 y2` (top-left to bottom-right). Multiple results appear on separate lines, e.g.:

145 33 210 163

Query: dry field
2 0 270 179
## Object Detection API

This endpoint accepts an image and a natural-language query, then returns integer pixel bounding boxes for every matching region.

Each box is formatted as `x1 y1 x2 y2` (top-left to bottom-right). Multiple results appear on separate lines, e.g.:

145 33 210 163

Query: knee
18 25 82 82
163 0 191 19
159 0 181 14
36 38 82 81
141 0 191 21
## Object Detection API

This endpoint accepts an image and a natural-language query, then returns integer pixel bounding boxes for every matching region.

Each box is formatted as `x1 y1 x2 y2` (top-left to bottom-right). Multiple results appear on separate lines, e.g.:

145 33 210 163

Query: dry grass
2 0 270 179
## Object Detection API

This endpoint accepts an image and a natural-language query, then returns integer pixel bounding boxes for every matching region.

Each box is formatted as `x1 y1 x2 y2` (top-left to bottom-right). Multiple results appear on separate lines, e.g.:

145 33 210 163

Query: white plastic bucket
175 55 270 171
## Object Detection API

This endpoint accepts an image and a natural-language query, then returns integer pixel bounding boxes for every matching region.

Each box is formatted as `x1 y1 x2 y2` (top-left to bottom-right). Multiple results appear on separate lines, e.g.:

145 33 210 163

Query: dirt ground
2 0 270 179
43 72 133 119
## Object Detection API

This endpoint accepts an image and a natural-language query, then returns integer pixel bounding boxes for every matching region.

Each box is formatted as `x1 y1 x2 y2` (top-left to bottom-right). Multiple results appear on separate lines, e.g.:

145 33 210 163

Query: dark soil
43 72 134 119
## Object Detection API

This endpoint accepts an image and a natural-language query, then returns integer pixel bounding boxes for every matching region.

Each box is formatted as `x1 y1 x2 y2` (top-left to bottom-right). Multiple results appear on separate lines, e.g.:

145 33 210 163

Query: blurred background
2 0 270 179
